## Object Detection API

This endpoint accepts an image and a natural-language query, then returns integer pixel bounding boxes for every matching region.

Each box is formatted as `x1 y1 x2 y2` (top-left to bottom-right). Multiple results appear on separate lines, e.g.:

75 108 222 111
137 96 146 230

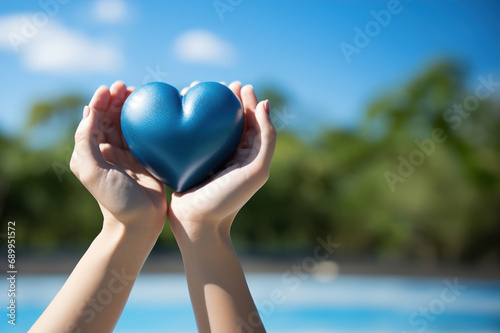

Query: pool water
1 274 499 332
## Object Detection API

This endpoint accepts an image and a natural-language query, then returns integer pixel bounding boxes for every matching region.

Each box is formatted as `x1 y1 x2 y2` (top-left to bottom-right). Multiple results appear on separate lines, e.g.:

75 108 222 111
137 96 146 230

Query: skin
171 81 276 333
29 80 276 333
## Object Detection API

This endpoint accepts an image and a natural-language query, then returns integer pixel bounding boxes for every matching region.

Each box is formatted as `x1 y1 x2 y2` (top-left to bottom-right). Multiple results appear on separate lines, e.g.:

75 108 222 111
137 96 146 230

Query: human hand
70 81 167 236
169 81 277 242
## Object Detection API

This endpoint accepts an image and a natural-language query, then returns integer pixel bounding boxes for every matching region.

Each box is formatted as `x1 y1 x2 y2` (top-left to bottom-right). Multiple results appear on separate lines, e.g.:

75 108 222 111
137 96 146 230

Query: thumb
73 106 110 187
253 100 277 171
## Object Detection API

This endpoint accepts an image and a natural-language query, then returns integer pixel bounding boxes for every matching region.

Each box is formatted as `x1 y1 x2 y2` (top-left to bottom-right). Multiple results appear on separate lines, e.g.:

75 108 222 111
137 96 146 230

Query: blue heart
121 82 244 192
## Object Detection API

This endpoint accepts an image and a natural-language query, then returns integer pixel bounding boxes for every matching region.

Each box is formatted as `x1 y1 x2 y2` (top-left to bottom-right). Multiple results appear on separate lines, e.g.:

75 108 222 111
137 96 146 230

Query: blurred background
1 0 499 332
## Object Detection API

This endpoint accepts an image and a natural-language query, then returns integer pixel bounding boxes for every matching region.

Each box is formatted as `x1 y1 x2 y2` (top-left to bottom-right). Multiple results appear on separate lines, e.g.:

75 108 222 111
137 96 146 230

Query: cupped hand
169 81 277 240
70 81 167 234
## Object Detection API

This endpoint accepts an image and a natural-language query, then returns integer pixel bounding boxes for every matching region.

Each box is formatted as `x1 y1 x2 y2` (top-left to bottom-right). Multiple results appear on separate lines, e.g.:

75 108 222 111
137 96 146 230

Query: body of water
1 273 499 332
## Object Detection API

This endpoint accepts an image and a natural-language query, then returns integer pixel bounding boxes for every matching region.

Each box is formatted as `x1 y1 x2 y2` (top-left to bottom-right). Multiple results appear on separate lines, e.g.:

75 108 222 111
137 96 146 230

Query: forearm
172 216 265 333
29 221 158 333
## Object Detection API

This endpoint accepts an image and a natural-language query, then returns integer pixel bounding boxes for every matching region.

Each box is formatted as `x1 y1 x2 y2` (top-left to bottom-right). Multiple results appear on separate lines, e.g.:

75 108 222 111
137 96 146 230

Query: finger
104 81 128 147
100 142 116 162
180 81 201 96
119 86 137 149
228 81 242 102
180 87 189 96
89 85 110 112
241 84 258 129
89 85 111 144
109 81 127 114
121 86 137 149
253 100 276 171
232 129 258 164
74 106 111 189
125 86 136 99
219 81 227 85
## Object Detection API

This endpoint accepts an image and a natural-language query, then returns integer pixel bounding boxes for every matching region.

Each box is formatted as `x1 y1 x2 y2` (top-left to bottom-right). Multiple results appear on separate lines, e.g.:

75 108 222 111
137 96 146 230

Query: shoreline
14 252 500 280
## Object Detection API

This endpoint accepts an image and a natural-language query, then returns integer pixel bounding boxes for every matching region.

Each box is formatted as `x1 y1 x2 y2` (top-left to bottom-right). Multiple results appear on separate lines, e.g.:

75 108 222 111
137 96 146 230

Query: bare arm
29 224 158 332
30 81 167 333
171 215 263 333
169 82 276 333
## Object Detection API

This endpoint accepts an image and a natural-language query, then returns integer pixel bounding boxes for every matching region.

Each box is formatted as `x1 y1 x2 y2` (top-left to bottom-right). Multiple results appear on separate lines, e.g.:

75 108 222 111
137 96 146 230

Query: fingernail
264 100 270 115
83 105 90 119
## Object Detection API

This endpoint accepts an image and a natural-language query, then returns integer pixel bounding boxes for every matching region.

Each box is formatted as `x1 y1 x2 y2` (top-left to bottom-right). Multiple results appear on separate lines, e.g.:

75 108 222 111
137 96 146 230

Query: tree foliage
1 61 499 263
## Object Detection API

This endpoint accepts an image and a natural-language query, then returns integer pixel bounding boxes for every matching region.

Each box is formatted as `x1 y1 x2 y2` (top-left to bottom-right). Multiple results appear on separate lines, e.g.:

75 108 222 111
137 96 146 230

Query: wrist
168 213 232 252
101 218 162 249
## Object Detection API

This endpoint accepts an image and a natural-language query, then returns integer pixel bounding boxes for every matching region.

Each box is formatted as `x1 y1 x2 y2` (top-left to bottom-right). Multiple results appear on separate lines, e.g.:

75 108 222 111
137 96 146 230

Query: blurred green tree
1 62 498 263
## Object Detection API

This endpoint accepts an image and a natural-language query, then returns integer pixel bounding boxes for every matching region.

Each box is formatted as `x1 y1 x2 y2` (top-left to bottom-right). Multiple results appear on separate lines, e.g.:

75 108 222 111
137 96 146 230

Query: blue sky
0 0 499 139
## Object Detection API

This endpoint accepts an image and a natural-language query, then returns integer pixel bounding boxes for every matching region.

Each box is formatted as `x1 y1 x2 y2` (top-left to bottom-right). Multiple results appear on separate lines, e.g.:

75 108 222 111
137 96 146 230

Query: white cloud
0 14 31 49
173 29 236 67
93 0 128 24
0 13 123 74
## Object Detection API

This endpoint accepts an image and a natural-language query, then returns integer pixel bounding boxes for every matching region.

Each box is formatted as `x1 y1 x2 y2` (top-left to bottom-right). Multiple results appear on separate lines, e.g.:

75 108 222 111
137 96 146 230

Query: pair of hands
70 80 276 243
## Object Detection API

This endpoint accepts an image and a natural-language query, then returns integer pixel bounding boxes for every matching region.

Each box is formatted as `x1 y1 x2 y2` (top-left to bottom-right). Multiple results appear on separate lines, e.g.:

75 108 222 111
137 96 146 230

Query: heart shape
121 82 244 192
